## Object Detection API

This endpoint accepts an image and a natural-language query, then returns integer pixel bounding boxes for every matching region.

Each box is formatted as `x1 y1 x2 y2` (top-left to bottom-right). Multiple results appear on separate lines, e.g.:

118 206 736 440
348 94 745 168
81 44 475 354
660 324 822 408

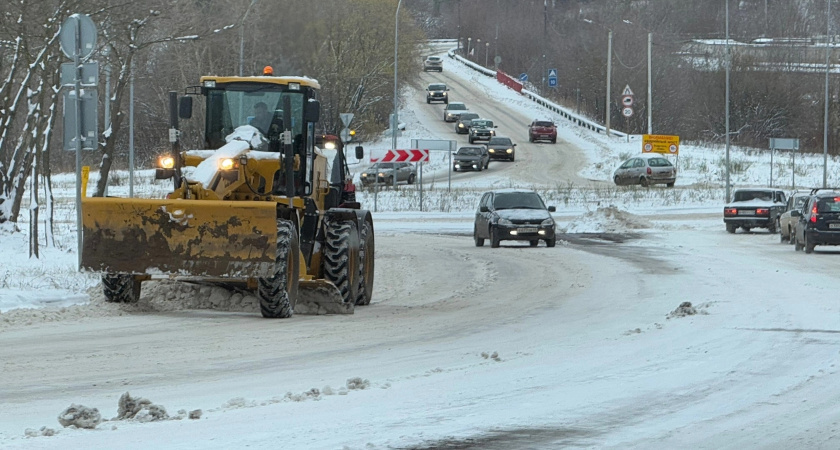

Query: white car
780 190 811 243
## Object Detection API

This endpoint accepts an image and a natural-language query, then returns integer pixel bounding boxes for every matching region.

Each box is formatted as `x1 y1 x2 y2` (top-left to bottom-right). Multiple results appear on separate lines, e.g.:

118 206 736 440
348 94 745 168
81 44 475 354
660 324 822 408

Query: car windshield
447 104 467 110
427 57 440 61
647 157 673 167
460 113 479 121
493 192 546 210
457 148 481 156
371 163 394 170
733 190 773 202
428 84 446 91
471 120 493 128
489 137 512 146
534 121 554 127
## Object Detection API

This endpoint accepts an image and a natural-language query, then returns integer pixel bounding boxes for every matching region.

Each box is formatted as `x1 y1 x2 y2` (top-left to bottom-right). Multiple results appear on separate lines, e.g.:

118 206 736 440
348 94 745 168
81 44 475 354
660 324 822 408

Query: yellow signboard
642 134 680 155
81 166 90 198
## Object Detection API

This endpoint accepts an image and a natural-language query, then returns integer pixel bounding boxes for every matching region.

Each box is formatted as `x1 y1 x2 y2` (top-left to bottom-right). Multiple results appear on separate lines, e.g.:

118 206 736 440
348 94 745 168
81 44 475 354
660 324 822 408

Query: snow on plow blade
296 280 354 315
81 197 277 278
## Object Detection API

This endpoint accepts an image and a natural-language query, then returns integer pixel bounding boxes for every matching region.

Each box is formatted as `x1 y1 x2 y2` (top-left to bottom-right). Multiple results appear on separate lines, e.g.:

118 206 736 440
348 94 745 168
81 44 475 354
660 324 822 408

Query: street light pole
647 32 652 135
605 30 612 136
392 0 402 189
485 42 489 67
467 37 472 57
725 0 731 202
239 0 258 77
824 0 832 188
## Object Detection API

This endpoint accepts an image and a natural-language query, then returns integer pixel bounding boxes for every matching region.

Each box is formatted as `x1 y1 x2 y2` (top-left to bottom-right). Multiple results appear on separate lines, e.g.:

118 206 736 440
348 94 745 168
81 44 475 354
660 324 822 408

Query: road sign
494 56 502 65
372 149 430 163
622 107 633 117
519 73 528 82
340 113 354 127
548 69 558 78
622 95 634 107
642 134 680 155
63 89 98 151
622 85 634 96
60 14 97 59
61 62 99 87
769 137 799 150
340 127 351 142
548 77 557 87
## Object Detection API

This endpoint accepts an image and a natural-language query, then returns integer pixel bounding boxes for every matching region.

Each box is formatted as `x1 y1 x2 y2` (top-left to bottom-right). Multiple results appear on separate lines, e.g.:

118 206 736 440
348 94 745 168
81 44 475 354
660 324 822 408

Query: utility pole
392 0 402 188
606 30 612 136
725 0 731 202
824 0 832 188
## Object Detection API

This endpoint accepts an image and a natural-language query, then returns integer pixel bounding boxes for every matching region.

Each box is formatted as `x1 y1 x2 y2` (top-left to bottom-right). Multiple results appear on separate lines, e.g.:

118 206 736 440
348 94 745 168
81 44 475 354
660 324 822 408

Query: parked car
486 136 516 161
443 102 469 122
474 189 556 248
426 83 449 104
453 146 490 172
359 162 417 187
424 55 443 72
723 188 787 233
455 113 481 134
528 120 557 143
468 119 497 143
793 188 840 253
779 190 811 243
613 154 677 187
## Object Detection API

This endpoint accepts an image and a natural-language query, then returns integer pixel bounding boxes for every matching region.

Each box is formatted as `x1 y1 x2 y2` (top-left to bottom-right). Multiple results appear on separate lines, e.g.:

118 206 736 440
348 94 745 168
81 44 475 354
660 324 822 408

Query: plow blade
81 197 278 278
296 280 355 315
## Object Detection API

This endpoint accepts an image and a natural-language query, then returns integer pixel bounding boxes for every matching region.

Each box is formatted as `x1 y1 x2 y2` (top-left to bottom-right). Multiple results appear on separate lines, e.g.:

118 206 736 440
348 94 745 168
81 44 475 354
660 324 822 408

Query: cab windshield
493 192 546 210
205 85 305 148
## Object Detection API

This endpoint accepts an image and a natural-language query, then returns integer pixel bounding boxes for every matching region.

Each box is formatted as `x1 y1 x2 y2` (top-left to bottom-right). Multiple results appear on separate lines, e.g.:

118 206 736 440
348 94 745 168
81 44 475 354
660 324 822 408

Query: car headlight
498 218 513 226
361 173 368 178
378 172 385 177
541 218 554 227
458 124 464 128
506 148 513 153
442 92 447 96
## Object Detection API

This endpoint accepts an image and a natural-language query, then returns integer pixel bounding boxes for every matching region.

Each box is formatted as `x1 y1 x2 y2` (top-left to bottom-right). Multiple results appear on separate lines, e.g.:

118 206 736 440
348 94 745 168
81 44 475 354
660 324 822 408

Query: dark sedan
453 146 490 172
455 113 481 134
486 136 516 161
474 189 556 248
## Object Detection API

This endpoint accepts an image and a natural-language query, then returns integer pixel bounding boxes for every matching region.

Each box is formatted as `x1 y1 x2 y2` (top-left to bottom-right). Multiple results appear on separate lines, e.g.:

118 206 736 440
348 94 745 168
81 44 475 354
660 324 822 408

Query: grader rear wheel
355 219 375 306
323 219 360 306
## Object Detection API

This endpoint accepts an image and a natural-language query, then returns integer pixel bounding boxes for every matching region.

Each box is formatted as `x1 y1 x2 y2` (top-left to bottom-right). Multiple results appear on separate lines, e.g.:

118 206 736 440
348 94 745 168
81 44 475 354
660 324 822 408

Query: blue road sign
519 73 528 82
548 68 558 78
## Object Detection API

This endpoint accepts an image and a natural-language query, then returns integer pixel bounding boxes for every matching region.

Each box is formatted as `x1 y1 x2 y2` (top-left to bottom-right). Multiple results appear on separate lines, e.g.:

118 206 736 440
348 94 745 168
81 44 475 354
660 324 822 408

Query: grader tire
323 219 360 306
355 219 375 306
102 274 141 303
258 219 299 318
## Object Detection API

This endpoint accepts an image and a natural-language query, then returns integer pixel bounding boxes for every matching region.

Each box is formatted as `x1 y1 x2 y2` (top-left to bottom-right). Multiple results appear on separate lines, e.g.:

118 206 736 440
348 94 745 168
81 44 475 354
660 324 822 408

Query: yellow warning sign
642 134 680 155
81 166 90 198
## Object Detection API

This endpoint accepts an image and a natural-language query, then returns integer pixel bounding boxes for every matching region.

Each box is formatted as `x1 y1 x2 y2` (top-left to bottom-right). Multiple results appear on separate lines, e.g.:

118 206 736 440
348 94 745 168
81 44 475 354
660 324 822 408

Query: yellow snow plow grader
81 70 374 317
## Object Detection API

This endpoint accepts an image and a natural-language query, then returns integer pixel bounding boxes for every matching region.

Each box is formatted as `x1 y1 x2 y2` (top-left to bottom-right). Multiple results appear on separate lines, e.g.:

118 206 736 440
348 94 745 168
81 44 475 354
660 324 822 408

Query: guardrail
445 47 627 139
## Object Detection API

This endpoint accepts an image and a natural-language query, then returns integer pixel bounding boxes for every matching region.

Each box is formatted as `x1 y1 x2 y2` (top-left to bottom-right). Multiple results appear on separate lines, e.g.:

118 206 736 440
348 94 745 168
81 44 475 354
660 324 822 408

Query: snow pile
116 392 169 422
24 426 57 437
667 301 709 319
57 404 101 429
141 281 260 313
562 205 654 233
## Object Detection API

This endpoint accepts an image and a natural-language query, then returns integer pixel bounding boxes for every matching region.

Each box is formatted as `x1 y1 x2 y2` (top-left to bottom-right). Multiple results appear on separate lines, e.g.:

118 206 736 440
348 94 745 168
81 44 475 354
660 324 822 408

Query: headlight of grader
219 158 236 171
159 155 176 169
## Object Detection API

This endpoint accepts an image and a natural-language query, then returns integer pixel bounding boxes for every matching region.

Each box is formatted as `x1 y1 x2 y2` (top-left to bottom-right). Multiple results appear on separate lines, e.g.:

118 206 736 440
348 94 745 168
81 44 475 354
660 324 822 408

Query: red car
528 120 557 143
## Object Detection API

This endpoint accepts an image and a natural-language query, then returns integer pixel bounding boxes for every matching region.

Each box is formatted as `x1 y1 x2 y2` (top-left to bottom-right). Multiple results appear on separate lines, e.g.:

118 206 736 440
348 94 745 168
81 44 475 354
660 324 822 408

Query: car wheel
453 167 458 172
780 228 787 243
469 137 474 144
666 182 675 188
490 228 500 248
726 223 737 233
427 99 431 104
768 219 778 234
551 138 556 144
407 173 416 184
640 176 650 187
444 99 448 104
529 240 538 247
474 227 484 247
510 155 515 162
614 175 621 185
546 238 556 248
805 234 815 254
529 136 534 143
789 226 796 245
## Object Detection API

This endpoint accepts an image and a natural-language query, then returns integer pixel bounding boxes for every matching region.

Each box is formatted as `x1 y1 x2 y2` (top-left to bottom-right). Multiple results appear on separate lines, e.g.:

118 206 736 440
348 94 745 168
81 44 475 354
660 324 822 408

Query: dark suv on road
793 188 840 253
426 83 449 104
468 119 497 143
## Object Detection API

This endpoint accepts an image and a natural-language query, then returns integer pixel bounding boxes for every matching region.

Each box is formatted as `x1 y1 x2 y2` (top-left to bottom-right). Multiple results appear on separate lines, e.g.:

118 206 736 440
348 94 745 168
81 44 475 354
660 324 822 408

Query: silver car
359 162 417 187
613 154 677 187
780 190 811 243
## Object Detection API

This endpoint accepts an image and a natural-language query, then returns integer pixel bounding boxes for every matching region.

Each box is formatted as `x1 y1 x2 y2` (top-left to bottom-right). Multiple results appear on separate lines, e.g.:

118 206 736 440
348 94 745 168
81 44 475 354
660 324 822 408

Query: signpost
372 149 429 163
59 13 98 270
519 73 528 83
642 134 679 155
769 137 800 188
548 68 557 88
621 85 634 118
